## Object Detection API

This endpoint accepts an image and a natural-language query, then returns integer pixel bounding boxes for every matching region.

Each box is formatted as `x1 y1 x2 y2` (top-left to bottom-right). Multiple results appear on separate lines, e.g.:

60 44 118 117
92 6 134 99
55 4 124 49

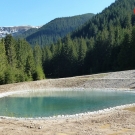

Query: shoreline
0 87 135 99
0 103 135 120
0 88 135 120
1 70 135 135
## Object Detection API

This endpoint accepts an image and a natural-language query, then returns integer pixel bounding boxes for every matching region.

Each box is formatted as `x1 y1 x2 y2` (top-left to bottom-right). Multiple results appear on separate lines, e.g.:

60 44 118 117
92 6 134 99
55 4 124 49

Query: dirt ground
0 70 135 135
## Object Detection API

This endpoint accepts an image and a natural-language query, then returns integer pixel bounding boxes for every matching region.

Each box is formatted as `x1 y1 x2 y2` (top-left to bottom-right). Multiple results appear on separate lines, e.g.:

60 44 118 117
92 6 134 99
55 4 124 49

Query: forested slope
42 0 135 78
16 28 38 39
0 35 45 84
18 13 94 46
1 0 135 85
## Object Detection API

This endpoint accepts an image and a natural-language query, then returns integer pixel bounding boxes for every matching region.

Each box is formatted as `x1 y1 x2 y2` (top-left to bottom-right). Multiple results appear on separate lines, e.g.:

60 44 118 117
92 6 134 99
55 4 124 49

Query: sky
0 0 115 27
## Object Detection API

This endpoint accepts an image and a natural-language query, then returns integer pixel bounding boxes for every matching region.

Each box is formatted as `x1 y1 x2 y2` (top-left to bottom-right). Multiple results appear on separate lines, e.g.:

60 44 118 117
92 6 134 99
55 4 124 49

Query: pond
0 89 135 118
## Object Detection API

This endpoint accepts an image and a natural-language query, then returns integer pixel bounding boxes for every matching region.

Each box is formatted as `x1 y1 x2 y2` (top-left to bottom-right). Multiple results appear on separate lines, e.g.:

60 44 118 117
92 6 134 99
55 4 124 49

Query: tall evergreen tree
118 31 132 70
33 45 45 80
0 39 7 84
4 34 16 67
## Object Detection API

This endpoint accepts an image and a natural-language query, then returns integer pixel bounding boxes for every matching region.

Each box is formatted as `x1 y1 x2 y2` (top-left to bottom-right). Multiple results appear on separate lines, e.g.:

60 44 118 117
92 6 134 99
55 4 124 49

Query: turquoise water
0 90 135 118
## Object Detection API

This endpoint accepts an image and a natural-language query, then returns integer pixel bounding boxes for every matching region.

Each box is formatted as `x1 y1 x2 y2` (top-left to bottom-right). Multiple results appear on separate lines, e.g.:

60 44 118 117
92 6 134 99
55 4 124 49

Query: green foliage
0 35 46 85
41 0 135 78
4 35 16 67
4 67 16 84
33 44 42 66
0 40 7 84
25 54 35 80
14 69 27 82
33 66 45 80
2 0 135 83
17 13 94 46
118 31 132 69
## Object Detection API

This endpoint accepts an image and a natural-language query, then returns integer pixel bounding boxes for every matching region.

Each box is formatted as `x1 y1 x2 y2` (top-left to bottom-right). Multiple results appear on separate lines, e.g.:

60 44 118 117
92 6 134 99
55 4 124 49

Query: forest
0 35 45 84
40 0 135 78
18 13 94 46
0 0 135 84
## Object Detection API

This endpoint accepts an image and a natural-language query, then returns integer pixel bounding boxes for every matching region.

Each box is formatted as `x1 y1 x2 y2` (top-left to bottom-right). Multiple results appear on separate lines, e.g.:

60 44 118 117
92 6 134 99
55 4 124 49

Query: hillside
71 0 135 38
18 13 94 46
41 0 135 78
1 0 135 84
16 27 38 39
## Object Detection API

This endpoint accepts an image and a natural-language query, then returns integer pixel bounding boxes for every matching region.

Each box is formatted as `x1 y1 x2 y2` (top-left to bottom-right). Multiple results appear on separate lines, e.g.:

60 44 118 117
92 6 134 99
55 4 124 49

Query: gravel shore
0 70 135 135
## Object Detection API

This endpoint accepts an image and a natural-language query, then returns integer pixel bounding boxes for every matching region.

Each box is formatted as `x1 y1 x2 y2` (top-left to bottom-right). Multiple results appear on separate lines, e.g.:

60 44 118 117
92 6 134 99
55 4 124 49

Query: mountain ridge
17 13 95 46
0 25 41 38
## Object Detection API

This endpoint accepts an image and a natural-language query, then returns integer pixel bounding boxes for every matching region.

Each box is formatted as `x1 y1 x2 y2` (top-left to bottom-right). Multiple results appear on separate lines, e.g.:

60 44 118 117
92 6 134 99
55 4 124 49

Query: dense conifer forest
1 0 135 84
0 35 45 84
17 13 94 46
42 0 135 78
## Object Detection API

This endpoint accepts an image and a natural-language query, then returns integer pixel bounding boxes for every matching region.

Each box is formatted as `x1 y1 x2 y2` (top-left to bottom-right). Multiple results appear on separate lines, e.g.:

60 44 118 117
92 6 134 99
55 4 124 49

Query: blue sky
0 0 115 26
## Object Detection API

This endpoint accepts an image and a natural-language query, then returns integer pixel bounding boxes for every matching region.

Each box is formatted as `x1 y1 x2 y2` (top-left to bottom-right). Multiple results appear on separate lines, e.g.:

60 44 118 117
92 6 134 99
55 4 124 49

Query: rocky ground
0 70 135 135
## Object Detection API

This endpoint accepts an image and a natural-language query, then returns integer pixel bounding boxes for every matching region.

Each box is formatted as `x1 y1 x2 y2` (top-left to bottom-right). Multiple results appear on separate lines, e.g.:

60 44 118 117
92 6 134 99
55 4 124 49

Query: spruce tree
33 45 45 80
0 39 7 84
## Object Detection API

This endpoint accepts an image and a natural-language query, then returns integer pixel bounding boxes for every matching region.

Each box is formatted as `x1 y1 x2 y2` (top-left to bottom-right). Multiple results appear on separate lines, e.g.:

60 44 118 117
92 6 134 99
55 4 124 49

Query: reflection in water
0 89 135 117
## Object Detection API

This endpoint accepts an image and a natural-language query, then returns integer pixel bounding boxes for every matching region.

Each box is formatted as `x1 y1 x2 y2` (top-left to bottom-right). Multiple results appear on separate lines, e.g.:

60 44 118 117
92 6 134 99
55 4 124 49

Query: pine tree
118 31 132 70
77 38 87 74
0 39 7 84
4 35 16 67
42 46 52 77
25 49 35 80
4 35 17 83
33 45 45 80
130 26 135 68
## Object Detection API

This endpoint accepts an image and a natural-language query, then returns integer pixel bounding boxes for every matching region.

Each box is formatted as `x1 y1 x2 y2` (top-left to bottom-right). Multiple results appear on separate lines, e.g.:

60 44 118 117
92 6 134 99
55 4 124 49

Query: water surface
0 89 135 117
